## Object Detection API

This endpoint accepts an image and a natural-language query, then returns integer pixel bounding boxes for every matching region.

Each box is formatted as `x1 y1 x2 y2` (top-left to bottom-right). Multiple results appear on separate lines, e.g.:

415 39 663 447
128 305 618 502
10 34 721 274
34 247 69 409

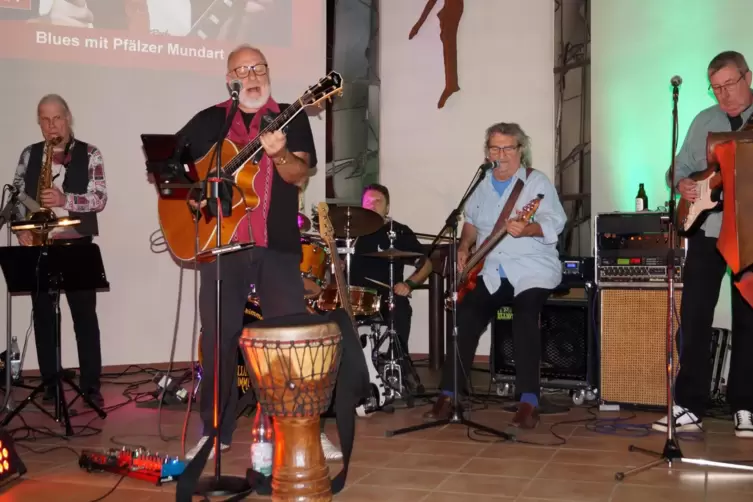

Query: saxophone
27 137 62 246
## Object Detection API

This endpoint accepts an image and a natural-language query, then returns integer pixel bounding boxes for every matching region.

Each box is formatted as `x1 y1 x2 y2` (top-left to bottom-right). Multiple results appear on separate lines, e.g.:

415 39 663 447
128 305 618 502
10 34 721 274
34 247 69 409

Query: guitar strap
479 167 533 247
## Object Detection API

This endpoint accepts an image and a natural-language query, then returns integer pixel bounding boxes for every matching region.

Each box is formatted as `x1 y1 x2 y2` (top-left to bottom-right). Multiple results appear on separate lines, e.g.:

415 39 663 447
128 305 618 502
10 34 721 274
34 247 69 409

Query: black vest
24 140 99 237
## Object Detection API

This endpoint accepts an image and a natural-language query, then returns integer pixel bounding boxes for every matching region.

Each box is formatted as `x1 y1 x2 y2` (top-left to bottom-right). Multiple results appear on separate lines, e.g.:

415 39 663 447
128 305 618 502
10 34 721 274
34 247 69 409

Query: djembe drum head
239 315 342 418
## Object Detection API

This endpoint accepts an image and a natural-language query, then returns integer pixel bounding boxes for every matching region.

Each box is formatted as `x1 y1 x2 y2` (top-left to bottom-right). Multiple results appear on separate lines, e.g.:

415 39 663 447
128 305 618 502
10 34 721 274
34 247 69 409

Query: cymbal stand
380 218 422 400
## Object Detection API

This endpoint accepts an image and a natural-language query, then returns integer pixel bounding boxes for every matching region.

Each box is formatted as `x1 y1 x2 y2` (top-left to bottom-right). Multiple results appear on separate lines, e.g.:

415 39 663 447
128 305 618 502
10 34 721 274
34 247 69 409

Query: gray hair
227 43 266 67
37 93 71 117
484 122 533 167
708 51 750 79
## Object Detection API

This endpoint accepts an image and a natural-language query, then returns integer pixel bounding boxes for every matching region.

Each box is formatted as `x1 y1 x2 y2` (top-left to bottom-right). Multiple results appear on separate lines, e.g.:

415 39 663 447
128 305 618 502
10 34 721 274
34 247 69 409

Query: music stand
141 133 200 200
0 244 109 436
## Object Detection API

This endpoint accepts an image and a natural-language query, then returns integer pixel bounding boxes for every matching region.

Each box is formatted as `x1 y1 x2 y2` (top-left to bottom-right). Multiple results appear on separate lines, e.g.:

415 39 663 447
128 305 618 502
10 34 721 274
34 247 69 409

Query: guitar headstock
317 202 335 242
301 71 343 109
516 194 545 222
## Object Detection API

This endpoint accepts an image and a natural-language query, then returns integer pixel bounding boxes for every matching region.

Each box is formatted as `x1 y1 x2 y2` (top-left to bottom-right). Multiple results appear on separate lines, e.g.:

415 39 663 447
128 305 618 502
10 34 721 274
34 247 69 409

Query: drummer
349 184 432 377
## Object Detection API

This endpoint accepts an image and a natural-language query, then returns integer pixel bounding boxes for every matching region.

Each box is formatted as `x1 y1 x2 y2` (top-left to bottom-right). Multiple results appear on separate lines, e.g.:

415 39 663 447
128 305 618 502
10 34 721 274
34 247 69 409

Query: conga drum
239 317 341 502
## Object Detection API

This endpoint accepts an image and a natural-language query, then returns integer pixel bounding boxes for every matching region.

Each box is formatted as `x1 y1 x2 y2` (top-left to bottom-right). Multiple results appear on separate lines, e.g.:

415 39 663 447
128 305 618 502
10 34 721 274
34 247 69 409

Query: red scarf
216 96 281 247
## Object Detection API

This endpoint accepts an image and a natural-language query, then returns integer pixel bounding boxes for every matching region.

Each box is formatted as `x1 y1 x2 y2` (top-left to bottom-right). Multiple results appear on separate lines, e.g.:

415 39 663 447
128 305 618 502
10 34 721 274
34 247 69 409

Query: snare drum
317 285 381 317
300 236 328 298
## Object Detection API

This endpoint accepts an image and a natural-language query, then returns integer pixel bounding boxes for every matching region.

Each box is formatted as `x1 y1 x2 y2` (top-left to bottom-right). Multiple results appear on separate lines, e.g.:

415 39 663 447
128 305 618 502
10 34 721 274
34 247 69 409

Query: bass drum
198 296 263 417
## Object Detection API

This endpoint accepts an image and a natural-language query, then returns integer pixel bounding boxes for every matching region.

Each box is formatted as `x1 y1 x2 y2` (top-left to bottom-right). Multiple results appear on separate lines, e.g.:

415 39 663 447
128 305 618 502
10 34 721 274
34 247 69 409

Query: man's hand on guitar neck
677 178 698 202
457 248 469 272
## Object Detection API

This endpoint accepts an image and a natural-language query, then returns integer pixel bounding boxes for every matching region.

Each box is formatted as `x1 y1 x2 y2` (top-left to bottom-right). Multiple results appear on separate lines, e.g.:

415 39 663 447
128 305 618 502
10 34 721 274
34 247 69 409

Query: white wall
380 0 555 356
591 0 753 330
0 0 326 370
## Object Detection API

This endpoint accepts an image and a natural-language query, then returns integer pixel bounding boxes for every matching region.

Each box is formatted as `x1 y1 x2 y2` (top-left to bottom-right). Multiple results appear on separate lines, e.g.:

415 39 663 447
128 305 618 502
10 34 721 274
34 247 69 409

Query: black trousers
380 296 412 357
199 246 308 444
675 231 753 417
439 277 550 397
33 238 102 393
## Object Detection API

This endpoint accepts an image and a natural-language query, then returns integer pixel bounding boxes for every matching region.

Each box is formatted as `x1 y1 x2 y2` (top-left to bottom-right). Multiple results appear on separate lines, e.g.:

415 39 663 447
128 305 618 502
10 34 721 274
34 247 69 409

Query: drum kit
196 203 426 416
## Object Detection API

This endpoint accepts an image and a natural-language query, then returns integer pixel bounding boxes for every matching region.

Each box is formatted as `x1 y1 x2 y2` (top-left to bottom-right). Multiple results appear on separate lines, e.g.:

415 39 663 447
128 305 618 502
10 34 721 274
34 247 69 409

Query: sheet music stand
141 133 200 200
0 244 109 436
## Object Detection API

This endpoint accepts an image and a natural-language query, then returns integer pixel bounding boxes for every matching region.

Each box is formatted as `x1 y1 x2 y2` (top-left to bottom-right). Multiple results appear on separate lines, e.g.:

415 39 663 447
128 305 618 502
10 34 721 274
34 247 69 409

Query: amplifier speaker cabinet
491 287 596 394
599 288 680 408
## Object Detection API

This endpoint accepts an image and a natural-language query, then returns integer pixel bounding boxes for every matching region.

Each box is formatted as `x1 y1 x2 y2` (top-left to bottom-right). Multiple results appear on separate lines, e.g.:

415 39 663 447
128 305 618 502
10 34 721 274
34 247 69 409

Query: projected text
35 31 225 60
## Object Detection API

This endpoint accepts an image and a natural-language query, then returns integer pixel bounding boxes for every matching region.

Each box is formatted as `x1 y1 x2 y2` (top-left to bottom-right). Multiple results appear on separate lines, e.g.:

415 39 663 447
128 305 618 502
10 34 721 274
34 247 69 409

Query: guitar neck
323 237 357 328
223 100 305 178
189 0 241 39
464 227 508 276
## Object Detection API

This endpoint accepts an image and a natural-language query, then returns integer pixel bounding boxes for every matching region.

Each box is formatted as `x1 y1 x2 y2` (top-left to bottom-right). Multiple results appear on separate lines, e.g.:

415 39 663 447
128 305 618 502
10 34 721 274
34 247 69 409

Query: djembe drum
239 317 342 502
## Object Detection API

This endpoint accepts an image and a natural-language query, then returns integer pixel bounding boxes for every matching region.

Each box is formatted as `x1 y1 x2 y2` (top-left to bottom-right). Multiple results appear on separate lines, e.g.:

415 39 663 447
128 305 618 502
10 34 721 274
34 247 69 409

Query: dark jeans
33 237 102 394
33 288 102 393
199 246 308 444
675 231 753 417
439 277 550 398
380 296 412 357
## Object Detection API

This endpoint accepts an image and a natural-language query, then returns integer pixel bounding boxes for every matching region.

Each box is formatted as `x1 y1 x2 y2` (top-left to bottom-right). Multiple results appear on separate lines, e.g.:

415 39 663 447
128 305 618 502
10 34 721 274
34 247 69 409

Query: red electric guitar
454 195 544 305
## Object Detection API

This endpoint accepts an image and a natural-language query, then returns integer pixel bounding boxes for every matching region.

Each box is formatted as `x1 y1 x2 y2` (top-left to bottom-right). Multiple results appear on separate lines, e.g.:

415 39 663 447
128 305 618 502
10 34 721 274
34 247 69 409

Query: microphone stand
0 187 18 415
386 163 511 441
194 89 250 497
615 81 753 480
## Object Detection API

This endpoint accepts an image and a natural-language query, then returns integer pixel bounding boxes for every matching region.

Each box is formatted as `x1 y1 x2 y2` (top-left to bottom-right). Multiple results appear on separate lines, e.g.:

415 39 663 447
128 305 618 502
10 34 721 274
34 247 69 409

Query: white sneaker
320 433 342 460
186 436 231 460
652 405 703 433
734 410 753 438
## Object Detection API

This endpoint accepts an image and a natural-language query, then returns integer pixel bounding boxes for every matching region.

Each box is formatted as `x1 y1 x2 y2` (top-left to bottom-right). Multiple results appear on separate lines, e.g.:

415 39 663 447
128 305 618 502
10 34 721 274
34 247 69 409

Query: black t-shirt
177 103 317 255
349 220 424 297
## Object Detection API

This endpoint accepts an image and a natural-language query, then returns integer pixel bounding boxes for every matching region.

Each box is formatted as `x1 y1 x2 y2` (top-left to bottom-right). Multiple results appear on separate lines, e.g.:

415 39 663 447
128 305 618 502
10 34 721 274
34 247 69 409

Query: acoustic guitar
454 195 543 305
158 71 343 262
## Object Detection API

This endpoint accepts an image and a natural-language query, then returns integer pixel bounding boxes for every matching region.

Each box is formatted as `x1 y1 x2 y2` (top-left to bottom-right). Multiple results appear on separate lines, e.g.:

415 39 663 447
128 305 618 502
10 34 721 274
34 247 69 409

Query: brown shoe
510 402 539 429
423 394 452 421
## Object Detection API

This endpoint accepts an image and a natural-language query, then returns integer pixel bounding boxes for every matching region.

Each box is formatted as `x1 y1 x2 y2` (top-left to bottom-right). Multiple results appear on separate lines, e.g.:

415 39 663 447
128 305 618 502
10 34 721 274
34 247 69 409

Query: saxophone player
11 94 107 408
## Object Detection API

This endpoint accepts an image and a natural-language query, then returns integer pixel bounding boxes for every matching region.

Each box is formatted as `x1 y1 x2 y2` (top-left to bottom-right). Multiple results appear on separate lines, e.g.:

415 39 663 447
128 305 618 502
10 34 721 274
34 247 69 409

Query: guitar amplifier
595 212 686 287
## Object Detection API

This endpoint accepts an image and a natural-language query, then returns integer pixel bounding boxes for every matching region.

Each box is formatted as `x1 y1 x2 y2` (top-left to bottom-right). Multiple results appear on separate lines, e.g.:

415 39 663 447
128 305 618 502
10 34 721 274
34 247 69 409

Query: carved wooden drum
239 318 342 502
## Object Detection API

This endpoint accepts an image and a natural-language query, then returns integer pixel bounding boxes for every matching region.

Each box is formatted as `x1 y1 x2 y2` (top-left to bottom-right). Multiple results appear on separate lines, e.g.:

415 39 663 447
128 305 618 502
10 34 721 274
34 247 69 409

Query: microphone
670 75 682 87
481 160 501 171
229 79 242 100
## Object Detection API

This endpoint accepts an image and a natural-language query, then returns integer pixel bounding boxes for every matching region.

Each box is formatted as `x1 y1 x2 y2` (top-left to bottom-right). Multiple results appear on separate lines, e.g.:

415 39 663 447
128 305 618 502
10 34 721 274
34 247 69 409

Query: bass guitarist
656 50 753 437
422 122 566 429
176 44 340 460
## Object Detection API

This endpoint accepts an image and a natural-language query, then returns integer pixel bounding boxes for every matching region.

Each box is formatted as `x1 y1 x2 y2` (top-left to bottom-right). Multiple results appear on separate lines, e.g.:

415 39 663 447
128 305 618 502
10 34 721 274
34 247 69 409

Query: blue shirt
464 167 567 296
669 100 753 238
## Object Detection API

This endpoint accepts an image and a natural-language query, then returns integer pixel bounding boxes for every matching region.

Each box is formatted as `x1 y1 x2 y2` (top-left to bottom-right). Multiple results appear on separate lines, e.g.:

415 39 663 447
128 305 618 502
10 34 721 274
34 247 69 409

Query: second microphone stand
615 79 753 480
386 164 511 441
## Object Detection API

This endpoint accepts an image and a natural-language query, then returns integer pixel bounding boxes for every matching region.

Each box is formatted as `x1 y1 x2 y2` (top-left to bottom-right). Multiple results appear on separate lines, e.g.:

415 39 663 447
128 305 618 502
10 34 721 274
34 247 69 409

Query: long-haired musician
11 94 107 409
422 122 566 429
658 51 753 438
177 44 341 460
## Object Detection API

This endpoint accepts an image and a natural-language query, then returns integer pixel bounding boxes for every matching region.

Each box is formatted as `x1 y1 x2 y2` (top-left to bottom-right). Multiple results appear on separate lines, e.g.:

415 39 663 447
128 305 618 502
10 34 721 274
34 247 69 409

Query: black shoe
42 386 56 402
83 389 105 409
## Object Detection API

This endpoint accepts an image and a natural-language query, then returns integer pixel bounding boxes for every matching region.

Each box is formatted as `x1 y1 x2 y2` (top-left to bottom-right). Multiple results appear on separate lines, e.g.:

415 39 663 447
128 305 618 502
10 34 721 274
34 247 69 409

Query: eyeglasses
487 145 520 155
229 63 269 79
709 74 745 94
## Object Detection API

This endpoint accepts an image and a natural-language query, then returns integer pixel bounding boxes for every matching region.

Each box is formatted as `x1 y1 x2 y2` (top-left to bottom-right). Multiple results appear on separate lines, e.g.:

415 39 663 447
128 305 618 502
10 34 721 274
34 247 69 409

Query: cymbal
362 249 424 259
297 212 311 232
327 204 383 237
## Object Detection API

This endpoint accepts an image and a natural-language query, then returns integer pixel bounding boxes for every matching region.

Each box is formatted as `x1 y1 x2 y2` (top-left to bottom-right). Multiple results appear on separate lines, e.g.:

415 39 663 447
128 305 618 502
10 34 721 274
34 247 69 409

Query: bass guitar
158 71 343 262
454 195 543 305
316 202 389 416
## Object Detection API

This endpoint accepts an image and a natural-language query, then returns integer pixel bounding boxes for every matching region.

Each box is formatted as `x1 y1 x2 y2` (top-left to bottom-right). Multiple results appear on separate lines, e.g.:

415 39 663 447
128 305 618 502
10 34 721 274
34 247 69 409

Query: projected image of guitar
453 195 544 306
158 71 343 262
317 202 390 416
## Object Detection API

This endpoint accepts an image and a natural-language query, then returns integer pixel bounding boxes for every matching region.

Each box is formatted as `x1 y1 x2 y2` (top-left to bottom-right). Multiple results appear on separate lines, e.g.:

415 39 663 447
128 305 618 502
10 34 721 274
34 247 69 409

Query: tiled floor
0 369 752 501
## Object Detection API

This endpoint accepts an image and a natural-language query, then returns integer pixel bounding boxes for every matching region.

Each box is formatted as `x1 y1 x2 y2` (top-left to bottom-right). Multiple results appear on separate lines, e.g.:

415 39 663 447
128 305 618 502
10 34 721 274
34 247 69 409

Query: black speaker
491 288 594 383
